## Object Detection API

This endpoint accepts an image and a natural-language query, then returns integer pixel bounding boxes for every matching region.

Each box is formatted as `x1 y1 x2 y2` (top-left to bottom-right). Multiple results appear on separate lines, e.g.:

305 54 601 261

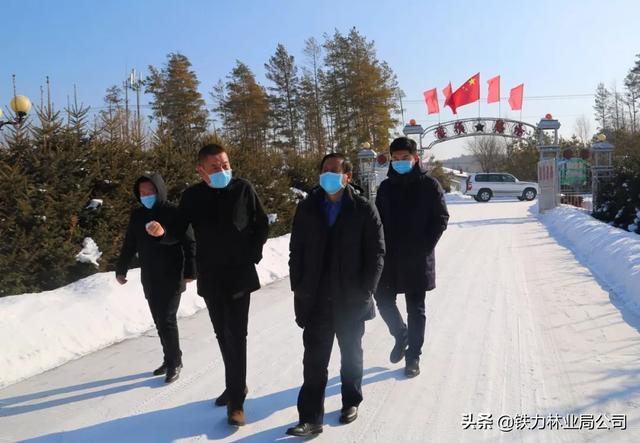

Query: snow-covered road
2 199 640 442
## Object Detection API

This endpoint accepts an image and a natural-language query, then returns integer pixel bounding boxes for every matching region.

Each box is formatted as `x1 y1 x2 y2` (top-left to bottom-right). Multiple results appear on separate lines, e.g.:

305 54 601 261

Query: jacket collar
308 184 357 223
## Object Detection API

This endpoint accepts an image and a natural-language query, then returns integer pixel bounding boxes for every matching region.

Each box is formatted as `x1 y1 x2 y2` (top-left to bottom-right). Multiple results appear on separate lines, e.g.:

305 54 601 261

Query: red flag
423 88 439 115
487 75 500 104
508 83 524 110
443 82 452 103
445 73 480 114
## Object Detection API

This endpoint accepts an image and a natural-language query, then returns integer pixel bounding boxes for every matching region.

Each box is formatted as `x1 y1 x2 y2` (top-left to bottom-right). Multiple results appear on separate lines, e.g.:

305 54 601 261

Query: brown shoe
227 408 246 426
214 386 249 407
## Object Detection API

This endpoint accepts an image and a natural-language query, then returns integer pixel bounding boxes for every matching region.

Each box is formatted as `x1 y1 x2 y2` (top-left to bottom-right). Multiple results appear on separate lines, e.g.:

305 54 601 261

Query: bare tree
466 136 506 172
593 83 610 131
609 82 626 131
573 115 592 145
624 67 640 133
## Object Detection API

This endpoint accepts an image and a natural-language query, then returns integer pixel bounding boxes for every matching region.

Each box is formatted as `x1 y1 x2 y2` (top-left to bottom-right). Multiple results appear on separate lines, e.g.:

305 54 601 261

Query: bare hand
116 275 127 285
196 165 210 184
145 221 165 237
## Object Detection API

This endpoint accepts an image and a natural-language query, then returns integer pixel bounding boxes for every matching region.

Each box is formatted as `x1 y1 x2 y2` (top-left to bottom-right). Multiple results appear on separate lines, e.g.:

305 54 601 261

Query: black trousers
204 293 250 410
374 288 426 361
147 291 182 367
297 297 365 425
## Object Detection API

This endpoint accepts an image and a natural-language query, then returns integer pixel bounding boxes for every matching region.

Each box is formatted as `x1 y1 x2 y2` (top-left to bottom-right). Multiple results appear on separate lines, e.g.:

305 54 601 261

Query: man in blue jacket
287 153 385 437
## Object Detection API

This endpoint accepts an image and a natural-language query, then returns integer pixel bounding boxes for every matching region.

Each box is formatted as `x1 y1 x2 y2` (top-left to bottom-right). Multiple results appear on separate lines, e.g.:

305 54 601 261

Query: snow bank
445 191 473 202
0 234 291 389
539 206 640 310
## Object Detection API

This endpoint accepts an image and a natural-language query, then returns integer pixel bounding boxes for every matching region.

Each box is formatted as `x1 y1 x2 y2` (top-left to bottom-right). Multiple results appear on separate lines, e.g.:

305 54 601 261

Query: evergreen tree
624 54 640 134
98 85 126 143
265 44 300 152
299 74 326 154
0 86 95 293
146 52 208 152
500 138 541 182
322 28 401 155
0 158 34 295
425 158 452 193
65 86 91 145
608 84 626 132
300 37 327 154
215 61 270 151
594 82 611 132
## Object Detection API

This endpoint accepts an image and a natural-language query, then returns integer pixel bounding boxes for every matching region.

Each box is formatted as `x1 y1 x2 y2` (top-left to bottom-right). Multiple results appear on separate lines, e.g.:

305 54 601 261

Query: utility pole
124 77 130 139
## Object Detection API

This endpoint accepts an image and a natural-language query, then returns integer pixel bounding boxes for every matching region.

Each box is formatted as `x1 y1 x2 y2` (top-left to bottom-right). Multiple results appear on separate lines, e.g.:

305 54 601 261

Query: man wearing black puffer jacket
150 144 269 427
286 153 385 437
115 173 196 384
375 137 449 378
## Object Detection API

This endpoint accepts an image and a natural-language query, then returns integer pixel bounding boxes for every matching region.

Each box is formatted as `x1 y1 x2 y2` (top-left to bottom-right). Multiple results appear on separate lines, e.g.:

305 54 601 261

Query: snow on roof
441 166 469 177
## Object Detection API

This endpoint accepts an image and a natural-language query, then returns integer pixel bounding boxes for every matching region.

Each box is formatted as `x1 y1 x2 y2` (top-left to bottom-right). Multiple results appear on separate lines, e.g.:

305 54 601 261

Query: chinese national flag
508 83 524 110
443 82 452 102
423 88 439 114
445 73 480 114
487 75 500 104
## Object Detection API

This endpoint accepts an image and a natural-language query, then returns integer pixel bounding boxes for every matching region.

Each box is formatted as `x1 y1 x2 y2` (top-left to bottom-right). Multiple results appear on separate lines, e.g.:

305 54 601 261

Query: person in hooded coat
286 153 385 437
115 173 196 384
374 137 449 378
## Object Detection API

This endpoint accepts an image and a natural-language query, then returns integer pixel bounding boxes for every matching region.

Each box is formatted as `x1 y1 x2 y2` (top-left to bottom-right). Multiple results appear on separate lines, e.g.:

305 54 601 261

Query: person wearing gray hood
115 173 196 384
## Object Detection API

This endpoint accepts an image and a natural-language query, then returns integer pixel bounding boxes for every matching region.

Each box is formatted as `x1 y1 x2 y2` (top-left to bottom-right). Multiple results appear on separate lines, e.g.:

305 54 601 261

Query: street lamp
0 95 32 130
357 142 377 200
402 118 425 149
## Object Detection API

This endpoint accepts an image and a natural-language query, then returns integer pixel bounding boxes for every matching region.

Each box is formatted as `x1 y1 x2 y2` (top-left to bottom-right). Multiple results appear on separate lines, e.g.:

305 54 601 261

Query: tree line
0 28 405 296
591 56 640 233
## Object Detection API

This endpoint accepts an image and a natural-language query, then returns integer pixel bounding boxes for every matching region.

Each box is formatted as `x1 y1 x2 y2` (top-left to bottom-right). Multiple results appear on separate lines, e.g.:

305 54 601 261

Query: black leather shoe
165 364 182 384
152 363 167 376
285 423 323 437
214 386 249 407
405 358 420 378
390 336 408 364
339 406 358 424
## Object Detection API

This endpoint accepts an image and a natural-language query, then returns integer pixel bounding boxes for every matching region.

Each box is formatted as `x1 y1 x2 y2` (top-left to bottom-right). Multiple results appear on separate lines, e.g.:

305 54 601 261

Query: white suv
465 173 538 202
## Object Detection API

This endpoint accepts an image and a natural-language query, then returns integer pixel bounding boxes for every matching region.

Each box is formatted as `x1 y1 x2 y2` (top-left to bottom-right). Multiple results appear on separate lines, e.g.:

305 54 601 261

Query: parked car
465 173 538 202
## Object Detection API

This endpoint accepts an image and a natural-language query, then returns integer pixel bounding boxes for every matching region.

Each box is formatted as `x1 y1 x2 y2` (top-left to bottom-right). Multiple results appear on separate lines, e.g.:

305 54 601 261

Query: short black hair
389 137 417 154
319 152 353 173
198 143 227 163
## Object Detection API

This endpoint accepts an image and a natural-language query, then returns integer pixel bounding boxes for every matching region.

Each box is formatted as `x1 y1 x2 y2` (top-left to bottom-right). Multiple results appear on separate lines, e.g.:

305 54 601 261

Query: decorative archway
415 117 538 150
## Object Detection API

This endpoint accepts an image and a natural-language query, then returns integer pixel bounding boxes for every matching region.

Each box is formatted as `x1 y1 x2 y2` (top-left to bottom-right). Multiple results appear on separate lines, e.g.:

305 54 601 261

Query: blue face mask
140 194 157 209
392 159 414 175
208 170 233 188
319 172 344 195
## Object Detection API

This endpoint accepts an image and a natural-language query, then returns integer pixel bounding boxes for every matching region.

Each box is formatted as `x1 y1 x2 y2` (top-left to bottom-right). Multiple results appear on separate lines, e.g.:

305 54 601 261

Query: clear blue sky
2 0 639 159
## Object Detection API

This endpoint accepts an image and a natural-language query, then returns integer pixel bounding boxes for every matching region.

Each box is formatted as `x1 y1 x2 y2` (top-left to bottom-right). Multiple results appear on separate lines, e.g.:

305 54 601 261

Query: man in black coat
150 144 269 427
286 153 385 437
116 173 196 384
374 137 449 378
